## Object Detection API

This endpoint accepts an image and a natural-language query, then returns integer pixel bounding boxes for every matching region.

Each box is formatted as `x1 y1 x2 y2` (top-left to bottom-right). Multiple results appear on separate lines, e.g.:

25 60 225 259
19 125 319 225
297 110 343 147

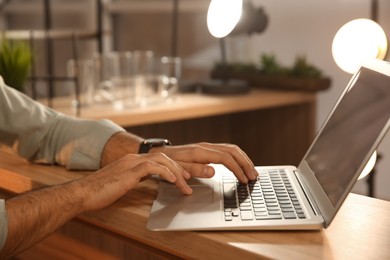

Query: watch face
145 138 171 145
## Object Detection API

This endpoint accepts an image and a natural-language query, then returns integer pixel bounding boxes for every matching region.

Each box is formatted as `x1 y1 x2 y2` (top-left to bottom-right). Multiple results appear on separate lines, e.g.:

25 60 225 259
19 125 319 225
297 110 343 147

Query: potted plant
0 39 32 92
211 53 331 92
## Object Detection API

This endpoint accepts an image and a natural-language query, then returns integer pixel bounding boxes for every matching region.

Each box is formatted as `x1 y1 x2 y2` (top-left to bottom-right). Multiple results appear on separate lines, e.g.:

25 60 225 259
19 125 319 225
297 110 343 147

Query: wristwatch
138 138 172 154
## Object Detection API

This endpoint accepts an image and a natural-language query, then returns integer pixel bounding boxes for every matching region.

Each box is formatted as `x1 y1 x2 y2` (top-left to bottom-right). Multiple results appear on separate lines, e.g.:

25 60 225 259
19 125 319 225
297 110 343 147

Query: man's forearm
100 131 144 167
1 181 85 258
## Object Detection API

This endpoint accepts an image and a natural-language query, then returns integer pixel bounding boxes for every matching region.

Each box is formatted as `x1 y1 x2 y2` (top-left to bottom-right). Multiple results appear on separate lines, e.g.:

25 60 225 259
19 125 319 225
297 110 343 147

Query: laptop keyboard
223 168 306 221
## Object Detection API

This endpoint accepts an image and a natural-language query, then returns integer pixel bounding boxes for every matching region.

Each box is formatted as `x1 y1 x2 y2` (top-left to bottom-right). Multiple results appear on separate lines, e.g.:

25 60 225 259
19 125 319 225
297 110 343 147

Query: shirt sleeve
0 77 125 170
0 199 7 252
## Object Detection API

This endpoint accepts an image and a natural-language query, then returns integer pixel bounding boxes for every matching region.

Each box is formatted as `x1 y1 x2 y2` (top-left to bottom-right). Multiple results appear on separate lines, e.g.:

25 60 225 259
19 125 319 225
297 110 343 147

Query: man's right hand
81 152 193 212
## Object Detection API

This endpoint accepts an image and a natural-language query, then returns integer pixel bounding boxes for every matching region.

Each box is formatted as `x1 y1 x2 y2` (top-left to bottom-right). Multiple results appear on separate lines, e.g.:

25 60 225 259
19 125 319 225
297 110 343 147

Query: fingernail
185 186 193 194
184 170 191 179
168 174 177 182
203 167 214 177
251 169 258 179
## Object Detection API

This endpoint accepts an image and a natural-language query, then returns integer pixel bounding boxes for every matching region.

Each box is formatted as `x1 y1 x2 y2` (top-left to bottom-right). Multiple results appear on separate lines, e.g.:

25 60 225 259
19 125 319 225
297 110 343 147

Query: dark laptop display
305 67 390 206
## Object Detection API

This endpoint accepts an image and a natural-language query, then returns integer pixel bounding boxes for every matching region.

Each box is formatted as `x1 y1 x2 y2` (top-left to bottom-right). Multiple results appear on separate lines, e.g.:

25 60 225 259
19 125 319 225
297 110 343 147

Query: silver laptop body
147 59 390 231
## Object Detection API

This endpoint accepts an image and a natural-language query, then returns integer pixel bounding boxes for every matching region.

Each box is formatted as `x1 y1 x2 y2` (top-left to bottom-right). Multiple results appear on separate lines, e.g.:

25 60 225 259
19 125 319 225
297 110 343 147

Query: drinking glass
159 56 181 99
110 51 137 107
92 52 119 105
132 50 156 106
67 59 94 110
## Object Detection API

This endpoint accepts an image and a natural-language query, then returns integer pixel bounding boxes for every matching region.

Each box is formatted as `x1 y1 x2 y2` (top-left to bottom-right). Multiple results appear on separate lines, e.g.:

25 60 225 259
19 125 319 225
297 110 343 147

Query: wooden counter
46 89 315 127
1 147 389 259
46 89 317 166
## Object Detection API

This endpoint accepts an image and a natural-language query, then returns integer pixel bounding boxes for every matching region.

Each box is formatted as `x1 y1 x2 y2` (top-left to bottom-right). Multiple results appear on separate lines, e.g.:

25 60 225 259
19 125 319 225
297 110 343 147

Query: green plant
259 53 323 78
212 52 326 80
259 53 289 75
290 55 323 78
214 61 258 73
0 39 32 92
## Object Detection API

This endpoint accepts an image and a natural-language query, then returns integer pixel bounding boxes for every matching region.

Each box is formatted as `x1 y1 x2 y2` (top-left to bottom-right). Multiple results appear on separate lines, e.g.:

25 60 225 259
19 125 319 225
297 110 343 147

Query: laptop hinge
294 170 322 216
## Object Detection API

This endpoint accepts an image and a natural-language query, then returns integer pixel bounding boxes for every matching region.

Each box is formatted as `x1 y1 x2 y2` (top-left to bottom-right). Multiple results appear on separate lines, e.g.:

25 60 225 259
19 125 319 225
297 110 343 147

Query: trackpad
157 185 214 206
148 179 221 230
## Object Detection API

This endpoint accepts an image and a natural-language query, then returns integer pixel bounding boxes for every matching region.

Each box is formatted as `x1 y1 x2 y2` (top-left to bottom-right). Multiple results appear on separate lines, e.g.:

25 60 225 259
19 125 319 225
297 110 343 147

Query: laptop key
240 211 254 220
254 211 267 216
283 212 297 219
232 209 240 217
240 206 253 211
225 216 233 221
252 199 265 204
253 203 265 208
250 193 263 197
255 215 282 220
268 211 282 215
223 183 236 200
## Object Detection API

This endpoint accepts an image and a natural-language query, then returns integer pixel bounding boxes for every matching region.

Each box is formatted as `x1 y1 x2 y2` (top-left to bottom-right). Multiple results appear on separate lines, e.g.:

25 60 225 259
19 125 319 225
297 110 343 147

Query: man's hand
100 133 257 185
150 142 257 183
83 152 193 212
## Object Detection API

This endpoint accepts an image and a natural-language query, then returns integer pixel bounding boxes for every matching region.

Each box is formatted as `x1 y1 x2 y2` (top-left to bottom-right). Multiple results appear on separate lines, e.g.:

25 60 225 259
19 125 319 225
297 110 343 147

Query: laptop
147 59 390 231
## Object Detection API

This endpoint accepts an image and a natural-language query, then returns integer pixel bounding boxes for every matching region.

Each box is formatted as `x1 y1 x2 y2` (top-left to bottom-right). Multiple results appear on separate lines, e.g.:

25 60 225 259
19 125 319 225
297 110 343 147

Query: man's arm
100 131 144 167
0 152 185 259
0 80 124 170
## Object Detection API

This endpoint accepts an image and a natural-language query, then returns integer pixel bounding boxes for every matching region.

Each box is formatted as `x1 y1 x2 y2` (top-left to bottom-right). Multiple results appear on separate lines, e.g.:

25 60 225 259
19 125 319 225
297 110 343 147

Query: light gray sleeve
0 199 8 252
0 77 125 170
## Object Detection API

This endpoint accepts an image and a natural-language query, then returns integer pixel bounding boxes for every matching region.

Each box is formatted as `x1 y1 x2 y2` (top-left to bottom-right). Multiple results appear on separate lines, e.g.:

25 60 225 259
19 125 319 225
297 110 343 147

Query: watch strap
138 138 172 154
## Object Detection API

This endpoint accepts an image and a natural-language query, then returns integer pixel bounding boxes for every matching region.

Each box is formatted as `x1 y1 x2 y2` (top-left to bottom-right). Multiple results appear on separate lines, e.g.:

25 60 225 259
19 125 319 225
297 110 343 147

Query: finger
172 147 249 183
141 153 193 195
131 160 177 183
134 160 193 194
198 143 257 180
165 143 256 181
131 154 191 181
178 162 215 178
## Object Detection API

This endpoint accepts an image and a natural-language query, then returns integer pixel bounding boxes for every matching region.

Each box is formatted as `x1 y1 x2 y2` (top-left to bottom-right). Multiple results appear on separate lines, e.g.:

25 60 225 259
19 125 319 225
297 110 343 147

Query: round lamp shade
359 151 377 180
332 19 388 74
207 0 243 38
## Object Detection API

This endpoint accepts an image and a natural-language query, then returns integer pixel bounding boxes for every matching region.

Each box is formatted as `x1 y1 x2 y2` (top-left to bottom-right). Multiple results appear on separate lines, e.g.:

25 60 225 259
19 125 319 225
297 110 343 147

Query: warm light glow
207 0 243 38
332 19 388 74
358 151 377 180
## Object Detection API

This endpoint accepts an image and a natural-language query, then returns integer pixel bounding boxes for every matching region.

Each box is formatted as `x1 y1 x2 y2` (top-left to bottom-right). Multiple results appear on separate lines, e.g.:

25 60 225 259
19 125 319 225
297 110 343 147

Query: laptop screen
305 63 390 206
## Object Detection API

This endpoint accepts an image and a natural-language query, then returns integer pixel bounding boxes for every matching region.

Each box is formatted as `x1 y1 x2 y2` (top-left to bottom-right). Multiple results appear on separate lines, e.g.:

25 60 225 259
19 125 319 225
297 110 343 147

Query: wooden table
1 147 389 259
46 89 317 166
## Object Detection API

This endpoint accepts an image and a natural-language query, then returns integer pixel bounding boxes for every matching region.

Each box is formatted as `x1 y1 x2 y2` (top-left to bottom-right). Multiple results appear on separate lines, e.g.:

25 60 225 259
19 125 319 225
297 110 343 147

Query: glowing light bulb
207 0 243 38
358 151 377 180
332 19 388 74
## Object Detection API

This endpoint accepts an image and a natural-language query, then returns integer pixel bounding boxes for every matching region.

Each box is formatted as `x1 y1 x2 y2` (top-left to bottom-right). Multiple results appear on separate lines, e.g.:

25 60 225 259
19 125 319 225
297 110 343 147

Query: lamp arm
219 38 229 82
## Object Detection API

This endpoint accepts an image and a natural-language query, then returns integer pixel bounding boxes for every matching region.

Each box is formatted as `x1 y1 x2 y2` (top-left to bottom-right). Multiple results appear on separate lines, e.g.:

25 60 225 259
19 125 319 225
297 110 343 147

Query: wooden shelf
107 0 209 13
3 0 209 15
43 89 315 127
2 1 92 15
0 29 101 41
